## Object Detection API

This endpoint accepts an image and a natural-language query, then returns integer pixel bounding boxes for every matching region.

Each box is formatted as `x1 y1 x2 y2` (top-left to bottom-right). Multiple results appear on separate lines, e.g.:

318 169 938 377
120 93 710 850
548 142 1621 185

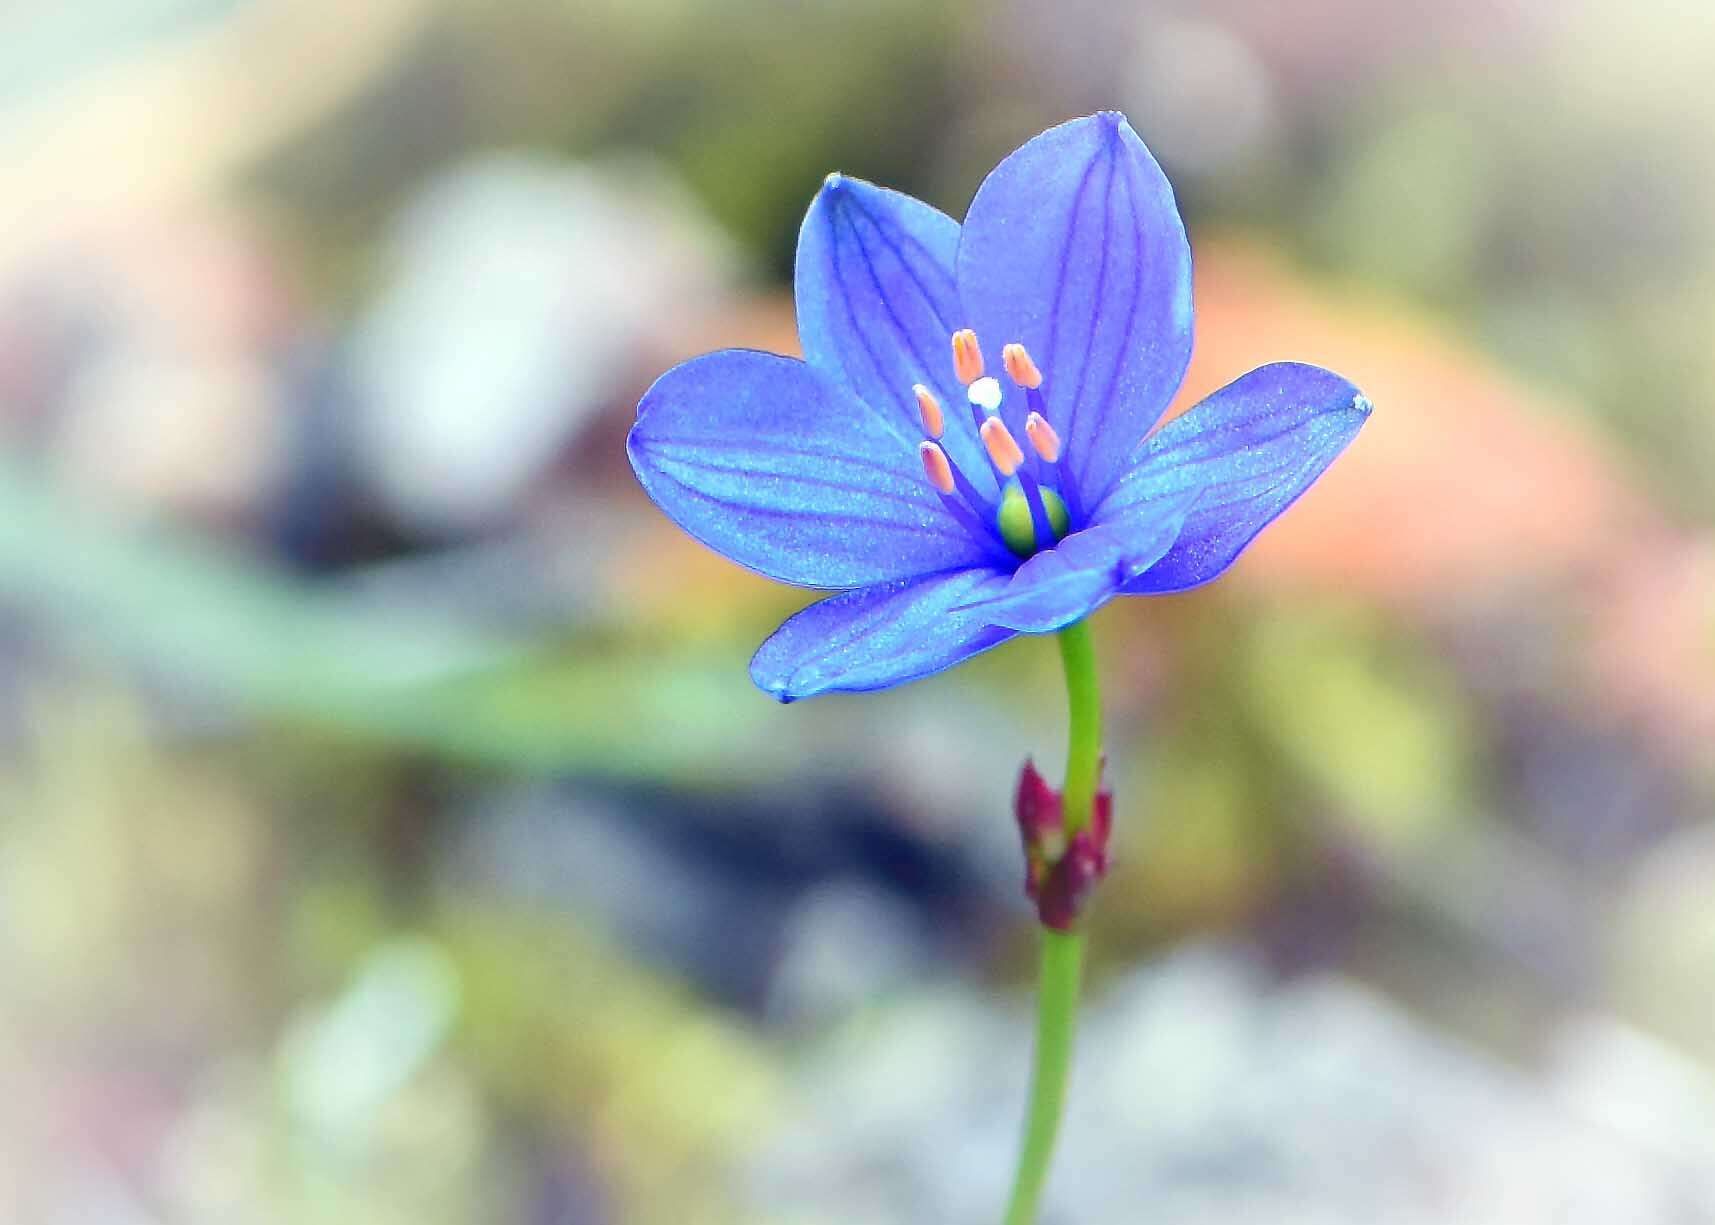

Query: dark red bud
1014 758 1062 844
1035 830 1107 931
1014 759 1115 928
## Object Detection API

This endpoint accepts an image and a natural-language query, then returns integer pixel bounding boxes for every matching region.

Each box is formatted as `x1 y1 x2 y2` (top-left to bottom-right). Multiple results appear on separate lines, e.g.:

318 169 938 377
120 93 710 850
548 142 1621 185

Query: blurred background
3 1 1715 1221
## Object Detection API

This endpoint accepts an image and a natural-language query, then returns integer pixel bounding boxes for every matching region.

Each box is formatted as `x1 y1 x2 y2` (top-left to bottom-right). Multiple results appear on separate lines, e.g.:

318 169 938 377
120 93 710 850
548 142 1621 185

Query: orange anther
951 329 985 385
980 416 1026 477
1002 343 1043 390
1024 412 1061 462
918 441 956 494
913 384 944 439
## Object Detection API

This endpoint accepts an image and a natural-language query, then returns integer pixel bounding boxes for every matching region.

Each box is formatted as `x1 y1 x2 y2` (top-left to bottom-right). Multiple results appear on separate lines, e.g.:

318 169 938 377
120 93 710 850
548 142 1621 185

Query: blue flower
629 113 1369 702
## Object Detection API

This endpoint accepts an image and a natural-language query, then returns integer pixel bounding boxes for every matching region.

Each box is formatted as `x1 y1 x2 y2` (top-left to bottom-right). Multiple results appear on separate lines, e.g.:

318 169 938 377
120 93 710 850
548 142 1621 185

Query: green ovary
998 485 1070 558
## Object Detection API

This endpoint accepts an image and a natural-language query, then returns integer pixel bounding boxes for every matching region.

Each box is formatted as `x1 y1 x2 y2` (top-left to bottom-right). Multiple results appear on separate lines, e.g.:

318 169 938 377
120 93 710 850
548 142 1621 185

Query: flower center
914 331 1074 560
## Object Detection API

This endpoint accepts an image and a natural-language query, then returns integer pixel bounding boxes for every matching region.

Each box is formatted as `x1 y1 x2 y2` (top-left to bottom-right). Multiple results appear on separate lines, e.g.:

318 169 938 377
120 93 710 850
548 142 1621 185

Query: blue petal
750 568 1017 701
951 485 1199 632
795 175 997 500
1102 362 1371 595
628 350 997 588
956 112 1193 511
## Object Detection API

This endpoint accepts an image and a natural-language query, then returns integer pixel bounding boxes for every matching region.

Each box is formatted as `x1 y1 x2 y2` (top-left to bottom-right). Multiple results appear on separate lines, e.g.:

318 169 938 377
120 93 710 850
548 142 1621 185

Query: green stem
1056 620 1103 838
1002 618 1103 1225
1002 929 1085 1225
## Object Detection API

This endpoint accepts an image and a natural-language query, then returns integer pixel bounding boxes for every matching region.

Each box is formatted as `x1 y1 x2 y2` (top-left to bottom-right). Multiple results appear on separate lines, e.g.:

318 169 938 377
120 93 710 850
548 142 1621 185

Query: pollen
918 441 956 494
980 416 1026 476
1002 343 1043 389
1024 412 1061 462
951 329 984 385
913 384 944 439
967 376 1003 414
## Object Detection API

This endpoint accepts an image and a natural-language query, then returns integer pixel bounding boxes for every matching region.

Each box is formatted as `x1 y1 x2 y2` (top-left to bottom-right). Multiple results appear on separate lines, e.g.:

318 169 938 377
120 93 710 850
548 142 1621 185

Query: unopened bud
1036 829 1107 931
1013 759 1115 927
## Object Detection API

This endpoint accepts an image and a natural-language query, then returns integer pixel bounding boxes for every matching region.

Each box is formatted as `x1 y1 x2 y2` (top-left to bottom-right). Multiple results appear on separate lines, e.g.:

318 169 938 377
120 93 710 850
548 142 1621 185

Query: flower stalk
1003 618 1104 1225
1057 621 1102 838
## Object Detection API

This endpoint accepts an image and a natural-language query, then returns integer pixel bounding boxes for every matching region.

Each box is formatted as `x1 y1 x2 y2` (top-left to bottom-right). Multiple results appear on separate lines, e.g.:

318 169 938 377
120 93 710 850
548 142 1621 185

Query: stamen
913 384 944 439
951 329 984 386
967 376 1003 414
1024 412 1061 462
914 339 1074 556
921 436 992 516
980 416 1026 477
1002 343 1043 390
918 441 956 494
921 441 1003 546
1001 339 1054 481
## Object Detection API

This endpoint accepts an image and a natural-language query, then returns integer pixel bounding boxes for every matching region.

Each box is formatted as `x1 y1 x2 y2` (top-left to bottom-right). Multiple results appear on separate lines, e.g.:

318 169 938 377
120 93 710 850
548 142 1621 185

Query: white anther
967 376 1003 413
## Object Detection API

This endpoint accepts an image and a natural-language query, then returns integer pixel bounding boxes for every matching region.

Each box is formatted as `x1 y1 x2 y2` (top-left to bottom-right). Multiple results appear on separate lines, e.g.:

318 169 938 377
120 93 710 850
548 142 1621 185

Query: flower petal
628 350 998 588
1104 362 1371 595
956 112 1193 509
952 485 1200 632
795 175 997 499
750 569 1016 701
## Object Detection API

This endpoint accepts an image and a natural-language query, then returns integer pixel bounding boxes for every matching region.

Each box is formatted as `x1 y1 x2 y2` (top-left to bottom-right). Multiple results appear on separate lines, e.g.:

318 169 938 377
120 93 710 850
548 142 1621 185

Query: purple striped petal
1106 362 1371 595
956 113 1193 511
628 350 996 588
750 568 1016 701
795 175 997 500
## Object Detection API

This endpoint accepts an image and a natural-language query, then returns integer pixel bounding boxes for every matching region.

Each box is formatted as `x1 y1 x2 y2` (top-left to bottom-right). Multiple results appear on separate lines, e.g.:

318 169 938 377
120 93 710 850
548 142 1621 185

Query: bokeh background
4 1 1715 1221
